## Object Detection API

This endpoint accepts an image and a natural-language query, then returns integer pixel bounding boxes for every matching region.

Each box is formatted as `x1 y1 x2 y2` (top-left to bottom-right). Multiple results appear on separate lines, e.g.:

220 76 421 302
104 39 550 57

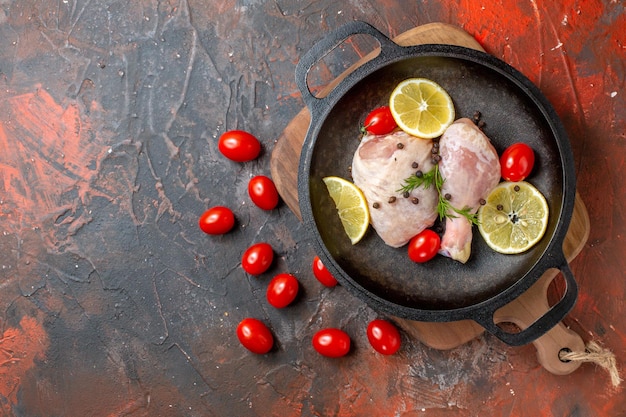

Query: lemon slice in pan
477 181 549 254
389 78 455 139
323 176 370 244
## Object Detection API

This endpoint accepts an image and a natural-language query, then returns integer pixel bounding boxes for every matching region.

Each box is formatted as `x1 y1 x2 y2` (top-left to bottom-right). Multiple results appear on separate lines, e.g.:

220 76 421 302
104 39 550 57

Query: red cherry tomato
500 143 535 182
367 319 401 355
237 318 274 354
241 242 274 275
312 256 338 287
362 106 397 135
408 229 441 263
218 130 261 162
266 273 299 308
248 175 279 210
198 206 235 235
312 328 351 358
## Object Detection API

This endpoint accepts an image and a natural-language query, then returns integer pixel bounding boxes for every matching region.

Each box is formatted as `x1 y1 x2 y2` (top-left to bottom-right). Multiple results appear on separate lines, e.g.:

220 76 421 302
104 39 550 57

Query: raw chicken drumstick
437 118 501 263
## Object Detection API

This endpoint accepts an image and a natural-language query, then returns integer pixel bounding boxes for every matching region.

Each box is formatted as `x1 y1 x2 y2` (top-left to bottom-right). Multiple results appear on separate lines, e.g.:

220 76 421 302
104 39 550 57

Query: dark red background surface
0 1 624 416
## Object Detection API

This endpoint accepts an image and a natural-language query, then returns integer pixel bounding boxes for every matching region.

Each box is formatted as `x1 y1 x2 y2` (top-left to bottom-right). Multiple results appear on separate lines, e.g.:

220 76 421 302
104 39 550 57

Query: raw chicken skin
438 118 501 263
352 131 438 247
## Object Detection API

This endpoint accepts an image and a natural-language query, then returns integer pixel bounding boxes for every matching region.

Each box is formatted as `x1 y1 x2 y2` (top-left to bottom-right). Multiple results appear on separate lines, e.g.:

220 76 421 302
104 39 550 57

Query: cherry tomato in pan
362 106 397 135
367 319 401 355
198 206 235 235
500 142 535 182
266 273 299 308
241 242 274 275
248 175 279 210
237 318 274 354
218 130 261 162
408 229 440 263
312 256 338 287
312 328 351 358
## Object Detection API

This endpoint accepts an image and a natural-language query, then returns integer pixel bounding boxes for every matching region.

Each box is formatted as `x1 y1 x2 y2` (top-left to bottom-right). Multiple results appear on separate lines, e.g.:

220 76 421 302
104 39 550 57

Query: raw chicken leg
352 131 439 247
438 118 501 263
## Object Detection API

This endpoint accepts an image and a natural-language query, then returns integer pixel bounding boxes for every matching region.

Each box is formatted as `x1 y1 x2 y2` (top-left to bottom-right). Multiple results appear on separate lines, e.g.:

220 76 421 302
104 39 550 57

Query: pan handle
473 257 578 346
295 21 399 116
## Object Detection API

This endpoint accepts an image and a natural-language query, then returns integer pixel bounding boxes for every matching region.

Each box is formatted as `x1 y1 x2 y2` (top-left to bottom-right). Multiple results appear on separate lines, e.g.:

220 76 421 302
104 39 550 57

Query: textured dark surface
0 1 624 416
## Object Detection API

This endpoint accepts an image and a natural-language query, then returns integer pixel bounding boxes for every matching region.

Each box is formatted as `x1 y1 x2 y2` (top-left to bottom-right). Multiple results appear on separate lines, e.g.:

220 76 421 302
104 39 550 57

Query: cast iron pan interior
297 23 577 343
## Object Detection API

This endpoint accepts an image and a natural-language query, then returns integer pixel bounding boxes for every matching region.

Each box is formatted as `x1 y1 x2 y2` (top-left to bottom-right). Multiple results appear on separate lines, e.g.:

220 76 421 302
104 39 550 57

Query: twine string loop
559 341 622 388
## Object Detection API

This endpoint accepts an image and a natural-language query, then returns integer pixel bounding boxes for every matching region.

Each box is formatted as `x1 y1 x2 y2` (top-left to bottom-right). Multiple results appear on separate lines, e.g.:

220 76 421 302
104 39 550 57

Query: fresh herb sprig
398 167 438 192
398 164 479 225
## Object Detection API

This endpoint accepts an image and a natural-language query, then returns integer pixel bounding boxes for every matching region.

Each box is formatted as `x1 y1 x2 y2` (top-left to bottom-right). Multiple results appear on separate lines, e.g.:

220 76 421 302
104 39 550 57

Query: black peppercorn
388 196 397 204
411 197 419 204
373 202 380 209
514 185 520 192
444 193 452 201
497 204 504 211
479 198 486 205
412 162 419 169
397 143 404 149
403 191 410 198
415 170 423 178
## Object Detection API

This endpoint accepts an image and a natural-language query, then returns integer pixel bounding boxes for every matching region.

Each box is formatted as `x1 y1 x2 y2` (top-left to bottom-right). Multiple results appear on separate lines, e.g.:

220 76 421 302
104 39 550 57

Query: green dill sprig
441 197 480 226
398 164 479 225
397 167 437 193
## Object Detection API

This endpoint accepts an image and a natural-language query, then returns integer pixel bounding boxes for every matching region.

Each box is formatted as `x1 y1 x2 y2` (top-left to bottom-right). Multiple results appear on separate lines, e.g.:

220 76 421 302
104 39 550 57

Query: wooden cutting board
270 23 590 375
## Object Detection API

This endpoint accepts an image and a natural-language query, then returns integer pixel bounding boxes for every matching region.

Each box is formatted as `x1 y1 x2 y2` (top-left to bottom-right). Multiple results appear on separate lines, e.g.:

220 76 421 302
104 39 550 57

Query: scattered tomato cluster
201 129 403 357
199 130 279 235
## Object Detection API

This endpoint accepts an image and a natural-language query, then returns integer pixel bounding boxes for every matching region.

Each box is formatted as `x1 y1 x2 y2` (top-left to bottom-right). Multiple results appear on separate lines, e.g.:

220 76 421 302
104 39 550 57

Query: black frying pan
296 21 577 346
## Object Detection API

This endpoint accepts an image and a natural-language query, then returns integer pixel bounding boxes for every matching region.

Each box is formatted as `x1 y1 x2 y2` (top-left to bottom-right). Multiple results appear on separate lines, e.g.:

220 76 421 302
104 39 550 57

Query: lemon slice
477 181 549 254
322 176 370 244
389 78 455 139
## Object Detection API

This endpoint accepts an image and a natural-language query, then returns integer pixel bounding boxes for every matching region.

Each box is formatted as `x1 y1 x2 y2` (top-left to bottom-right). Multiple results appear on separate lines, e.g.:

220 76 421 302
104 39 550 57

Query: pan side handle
295 21 398 116
472 258 578 347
